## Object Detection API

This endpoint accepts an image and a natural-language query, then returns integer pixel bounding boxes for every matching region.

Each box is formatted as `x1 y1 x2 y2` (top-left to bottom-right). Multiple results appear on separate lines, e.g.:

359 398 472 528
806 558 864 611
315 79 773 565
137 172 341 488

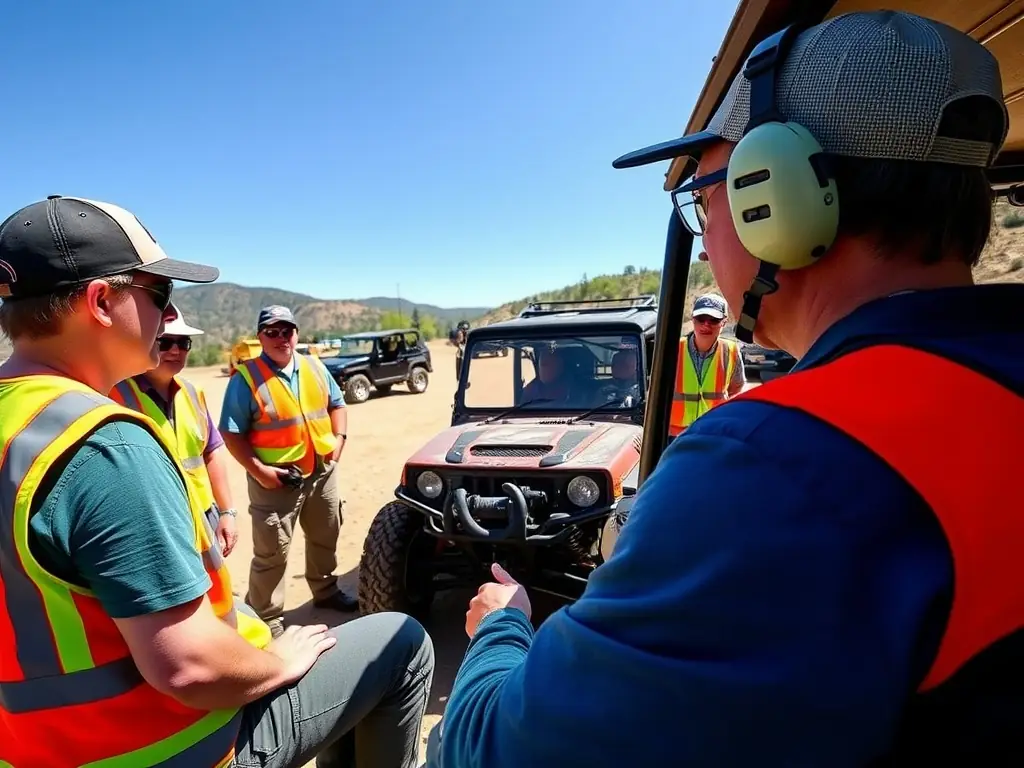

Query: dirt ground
190 341 468 763
190 341 757 764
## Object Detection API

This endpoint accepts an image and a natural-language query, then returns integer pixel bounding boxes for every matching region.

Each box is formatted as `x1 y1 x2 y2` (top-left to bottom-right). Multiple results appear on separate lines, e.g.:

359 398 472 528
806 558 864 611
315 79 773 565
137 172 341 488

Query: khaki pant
245 459 342 623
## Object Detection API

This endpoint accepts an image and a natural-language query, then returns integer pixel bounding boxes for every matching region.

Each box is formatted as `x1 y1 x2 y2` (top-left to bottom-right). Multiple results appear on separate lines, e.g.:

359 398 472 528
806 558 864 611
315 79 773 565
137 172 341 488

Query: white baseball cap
161 303 204 337
692 293 728 320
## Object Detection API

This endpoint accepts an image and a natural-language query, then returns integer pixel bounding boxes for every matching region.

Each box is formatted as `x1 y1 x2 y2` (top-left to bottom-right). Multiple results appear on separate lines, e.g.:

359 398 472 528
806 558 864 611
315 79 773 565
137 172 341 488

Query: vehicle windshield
462 333 644 411
336 338 376 356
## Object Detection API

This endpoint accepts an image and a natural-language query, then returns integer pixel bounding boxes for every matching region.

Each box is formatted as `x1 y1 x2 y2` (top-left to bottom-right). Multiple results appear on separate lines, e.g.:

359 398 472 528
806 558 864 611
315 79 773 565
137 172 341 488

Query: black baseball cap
0 195 219 299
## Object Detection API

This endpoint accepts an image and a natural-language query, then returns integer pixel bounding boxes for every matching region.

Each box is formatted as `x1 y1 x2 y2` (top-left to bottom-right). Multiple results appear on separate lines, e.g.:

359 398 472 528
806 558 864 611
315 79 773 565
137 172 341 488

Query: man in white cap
667 292 744 437
110 302 239 556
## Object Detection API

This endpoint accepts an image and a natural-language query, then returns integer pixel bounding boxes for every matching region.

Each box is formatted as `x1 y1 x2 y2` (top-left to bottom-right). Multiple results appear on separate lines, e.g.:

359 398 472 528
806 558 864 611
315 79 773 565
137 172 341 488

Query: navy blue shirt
434 284 1024 768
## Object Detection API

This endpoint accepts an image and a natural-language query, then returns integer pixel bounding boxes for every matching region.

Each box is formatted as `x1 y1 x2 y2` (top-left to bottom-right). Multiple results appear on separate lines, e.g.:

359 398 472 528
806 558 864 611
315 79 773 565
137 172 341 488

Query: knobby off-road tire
344 374 372 404
407 366 429 394
358 501 436 618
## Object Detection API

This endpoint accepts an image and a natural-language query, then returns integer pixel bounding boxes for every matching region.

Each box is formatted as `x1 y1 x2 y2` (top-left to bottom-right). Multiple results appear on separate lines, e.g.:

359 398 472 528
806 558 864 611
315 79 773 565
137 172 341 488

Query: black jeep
357 296 658 618
320 329 432 404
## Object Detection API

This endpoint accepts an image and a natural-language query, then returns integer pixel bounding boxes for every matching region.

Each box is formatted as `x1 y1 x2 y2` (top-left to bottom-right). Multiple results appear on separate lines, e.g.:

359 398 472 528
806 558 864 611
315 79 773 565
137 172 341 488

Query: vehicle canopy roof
469 296 659 340
340 328 419 340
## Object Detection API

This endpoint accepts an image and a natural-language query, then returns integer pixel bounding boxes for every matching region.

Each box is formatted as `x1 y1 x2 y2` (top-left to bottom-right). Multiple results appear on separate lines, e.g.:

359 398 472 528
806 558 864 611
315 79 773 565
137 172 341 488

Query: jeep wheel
408 367 429 394
344 374 372 404
358 501 436 617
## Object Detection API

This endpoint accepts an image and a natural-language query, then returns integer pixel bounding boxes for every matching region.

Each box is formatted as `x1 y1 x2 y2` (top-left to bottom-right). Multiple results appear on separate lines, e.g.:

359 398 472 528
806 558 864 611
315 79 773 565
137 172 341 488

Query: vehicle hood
323 355 370 370
407 419 642 470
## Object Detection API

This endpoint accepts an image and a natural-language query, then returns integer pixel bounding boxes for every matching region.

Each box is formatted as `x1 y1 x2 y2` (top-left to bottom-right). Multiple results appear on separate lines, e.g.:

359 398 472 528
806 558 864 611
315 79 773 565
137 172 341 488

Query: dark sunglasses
131 281 174 312
260 325 296 339
158 336 192 352
694 315 723 325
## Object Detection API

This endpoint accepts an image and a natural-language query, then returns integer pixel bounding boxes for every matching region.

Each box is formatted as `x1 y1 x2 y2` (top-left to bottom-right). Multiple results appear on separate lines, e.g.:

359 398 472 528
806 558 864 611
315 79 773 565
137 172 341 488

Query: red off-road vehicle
357 297 657 616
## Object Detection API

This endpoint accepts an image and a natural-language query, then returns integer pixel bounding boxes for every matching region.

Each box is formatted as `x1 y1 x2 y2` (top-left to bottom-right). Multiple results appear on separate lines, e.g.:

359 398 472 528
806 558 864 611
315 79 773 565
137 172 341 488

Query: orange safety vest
669 336 740 436
235 354 336 477
733 344 1024 758
0 374 268 767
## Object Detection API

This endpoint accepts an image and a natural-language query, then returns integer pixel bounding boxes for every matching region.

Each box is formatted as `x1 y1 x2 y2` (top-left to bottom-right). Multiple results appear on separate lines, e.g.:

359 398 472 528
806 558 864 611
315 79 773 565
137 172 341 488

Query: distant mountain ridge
171 283 488 345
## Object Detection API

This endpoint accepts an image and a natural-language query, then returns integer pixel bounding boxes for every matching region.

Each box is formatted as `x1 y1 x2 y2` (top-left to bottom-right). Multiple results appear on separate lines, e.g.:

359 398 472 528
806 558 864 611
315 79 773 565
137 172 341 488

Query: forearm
119 598 291 711
204 447 235 511
222 432 266 478
167 621 289 709
329 406 347 438
439 609 534 767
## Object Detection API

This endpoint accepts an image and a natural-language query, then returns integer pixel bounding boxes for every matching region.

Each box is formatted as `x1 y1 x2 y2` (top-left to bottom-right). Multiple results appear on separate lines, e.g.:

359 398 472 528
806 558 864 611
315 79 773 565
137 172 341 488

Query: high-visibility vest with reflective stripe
109 375 215 514
733 344 1024 760
0 374 267 768
669 336 740 435
107 376 272 652
235 354 336 477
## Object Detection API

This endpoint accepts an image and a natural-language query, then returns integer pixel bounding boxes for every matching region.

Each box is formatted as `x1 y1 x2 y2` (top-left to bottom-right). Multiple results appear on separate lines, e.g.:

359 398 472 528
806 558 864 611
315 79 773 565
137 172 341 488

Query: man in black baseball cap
0 197 434 767
0 195 218 376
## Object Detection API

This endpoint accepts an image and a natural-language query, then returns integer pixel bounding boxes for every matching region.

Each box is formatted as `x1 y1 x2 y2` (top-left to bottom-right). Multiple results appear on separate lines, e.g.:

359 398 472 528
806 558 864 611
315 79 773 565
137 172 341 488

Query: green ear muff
727 121 839 270
726 24 841 344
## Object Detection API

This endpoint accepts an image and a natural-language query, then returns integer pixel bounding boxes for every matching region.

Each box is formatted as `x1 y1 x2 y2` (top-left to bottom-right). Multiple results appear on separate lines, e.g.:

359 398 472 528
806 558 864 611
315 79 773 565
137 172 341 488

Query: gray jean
234 612 435 768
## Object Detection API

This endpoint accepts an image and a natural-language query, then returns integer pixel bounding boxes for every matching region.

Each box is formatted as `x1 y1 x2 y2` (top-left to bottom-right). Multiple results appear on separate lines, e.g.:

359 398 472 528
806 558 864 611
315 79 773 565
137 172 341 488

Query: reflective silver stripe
113 380 139 410
0 656 142 714
251 416 304 431
181 455 205 470
673 392 726 402
200 510 225 572
305 407 329 420
151 710 243 767
0 389 108 678
179 379 209 445
235 598 259 620
241 359 280 421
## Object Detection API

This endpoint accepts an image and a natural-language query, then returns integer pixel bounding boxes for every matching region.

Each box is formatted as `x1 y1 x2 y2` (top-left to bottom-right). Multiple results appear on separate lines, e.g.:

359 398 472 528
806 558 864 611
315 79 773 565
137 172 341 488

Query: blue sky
1 1 733 308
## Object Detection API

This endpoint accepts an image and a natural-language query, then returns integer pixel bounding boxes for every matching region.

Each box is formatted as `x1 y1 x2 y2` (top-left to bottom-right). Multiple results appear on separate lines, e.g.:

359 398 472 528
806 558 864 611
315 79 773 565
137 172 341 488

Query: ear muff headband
727 25 840 343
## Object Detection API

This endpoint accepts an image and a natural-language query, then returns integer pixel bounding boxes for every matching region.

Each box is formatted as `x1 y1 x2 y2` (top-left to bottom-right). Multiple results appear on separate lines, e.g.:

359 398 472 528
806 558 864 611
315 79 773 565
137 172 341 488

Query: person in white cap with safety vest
109 302 240 557
668 292 745 437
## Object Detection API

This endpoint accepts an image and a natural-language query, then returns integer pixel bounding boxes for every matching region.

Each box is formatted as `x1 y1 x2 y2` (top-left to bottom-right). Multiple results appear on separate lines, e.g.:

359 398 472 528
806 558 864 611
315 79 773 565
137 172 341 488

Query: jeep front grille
469 446 551 458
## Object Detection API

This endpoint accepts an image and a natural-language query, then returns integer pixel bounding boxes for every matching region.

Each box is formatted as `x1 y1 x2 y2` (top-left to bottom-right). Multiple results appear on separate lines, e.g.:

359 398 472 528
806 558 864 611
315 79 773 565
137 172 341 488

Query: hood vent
470 445 551 458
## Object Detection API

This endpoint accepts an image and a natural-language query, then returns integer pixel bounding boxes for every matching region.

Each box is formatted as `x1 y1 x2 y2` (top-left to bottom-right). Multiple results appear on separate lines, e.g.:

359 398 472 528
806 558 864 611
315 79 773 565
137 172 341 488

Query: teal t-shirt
28 420 211 619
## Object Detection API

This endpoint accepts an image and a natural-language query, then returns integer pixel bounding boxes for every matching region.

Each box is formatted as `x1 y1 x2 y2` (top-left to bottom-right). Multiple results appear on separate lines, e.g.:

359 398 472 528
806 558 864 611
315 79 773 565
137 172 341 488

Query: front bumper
395 484 614 545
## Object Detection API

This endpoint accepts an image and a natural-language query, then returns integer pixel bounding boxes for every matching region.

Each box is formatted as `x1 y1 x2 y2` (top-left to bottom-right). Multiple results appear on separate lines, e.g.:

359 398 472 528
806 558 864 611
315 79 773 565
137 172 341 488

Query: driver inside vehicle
521 347 573 403
595 348 640 405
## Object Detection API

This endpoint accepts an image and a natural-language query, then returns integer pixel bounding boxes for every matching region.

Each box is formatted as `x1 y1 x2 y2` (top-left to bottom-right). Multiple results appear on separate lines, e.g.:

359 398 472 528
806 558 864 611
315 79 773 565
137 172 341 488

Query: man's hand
253 462 286 490
465 563 532 637
266 624 338 685
216 514 238 557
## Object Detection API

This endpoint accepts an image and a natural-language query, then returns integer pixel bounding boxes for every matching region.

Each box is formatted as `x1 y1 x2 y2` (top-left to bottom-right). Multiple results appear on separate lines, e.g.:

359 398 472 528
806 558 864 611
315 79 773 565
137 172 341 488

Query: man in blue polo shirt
429 11 1024 767
220 305 357 638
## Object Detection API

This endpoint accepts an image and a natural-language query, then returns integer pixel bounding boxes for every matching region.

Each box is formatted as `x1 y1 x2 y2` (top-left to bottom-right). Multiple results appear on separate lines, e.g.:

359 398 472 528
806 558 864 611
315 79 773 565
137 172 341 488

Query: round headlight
566 475 600 508
416 471 444 499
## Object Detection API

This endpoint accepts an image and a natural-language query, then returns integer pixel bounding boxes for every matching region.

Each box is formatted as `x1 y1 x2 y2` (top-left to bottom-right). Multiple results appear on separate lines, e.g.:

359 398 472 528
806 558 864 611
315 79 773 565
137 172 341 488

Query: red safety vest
734 343 1024 758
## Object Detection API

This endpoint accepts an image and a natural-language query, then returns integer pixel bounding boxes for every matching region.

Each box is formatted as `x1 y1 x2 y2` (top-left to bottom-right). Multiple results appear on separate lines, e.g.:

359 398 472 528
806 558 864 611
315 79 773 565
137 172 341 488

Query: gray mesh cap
613 11 1009 173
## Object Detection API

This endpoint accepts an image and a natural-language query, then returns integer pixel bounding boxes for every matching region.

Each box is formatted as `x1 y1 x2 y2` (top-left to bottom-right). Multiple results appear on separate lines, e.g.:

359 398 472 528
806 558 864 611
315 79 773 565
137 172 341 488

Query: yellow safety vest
110 375 215 514
235 354 336 477
108 375 270 650
669 336 740 435
0 373 270 768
